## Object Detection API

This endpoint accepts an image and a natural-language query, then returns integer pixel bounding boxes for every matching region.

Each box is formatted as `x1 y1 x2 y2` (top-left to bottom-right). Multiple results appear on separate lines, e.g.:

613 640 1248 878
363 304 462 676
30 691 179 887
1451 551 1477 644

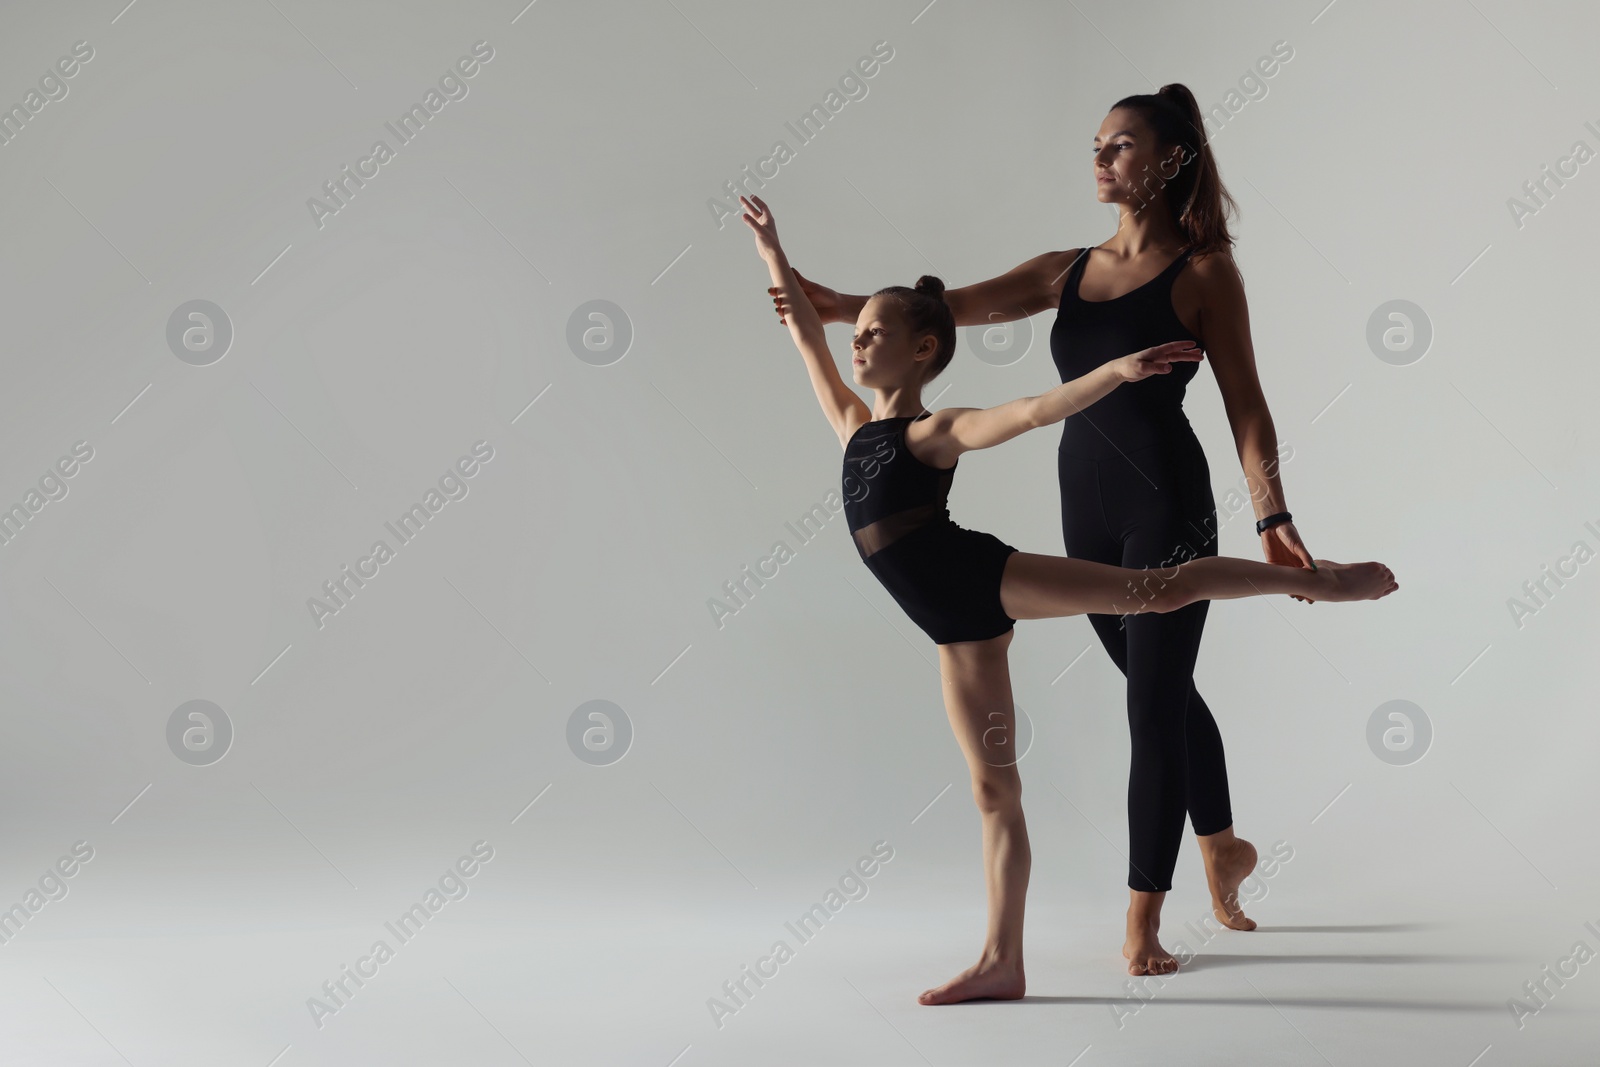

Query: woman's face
1092 107 1181 214
851 296 933 388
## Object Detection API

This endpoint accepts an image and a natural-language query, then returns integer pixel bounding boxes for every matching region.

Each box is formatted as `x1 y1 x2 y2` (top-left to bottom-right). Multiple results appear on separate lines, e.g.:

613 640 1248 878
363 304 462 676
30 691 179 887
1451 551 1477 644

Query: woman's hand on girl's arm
772 270 856 325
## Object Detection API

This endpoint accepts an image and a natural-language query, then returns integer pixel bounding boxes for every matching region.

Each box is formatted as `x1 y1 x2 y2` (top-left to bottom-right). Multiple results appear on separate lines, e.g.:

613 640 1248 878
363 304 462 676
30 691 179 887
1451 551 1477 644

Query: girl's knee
970 769 1023 813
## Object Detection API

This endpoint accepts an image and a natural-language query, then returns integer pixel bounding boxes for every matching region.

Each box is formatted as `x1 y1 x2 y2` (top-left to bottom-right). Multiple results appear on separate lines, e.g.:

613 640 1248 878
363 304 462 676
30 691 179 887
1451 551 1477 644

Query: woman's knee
1125 696 1191 753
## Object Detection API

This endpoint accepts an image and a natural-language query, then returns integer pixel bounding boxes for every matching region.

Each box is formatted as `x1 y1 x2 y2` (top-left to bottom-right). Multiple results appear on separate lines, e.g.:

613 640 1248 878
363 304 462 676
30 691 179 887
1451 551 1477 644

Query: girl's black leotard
1050 245 1234 895
842 414 1018 645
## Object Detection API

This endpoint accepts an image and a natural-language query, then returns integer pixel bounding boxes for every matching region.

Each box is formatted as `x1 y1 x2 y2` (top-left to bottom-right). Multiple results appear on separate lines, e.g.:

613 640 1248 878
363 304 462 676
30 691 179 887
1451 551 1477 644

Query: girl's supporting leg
918 628 1031 1006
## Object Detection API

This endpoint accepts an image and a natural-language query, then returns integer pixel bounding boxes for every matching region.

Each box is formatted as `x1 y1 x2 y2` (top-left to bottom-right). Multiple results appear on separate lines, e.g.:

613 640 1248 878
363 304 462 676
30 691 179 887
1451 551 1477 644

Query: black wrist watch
1256 511 1292 535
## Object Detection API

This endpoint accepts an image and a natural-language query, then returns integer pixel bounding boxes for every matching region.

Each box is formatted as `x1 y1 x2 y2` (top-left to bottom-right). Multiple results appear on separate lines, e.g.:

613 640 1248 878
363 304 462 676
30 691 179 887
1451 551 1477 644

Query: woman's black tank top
1049 246 1203 459
841 414 955 559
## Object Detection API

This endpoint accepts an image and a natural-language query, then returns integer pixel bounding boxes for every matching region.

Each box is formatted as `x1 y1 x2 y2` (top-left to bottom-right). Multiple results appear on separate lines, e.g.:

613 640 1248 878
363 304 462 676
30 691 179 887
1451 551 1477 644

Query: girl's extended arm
916 342 1202 464
743 196 868 447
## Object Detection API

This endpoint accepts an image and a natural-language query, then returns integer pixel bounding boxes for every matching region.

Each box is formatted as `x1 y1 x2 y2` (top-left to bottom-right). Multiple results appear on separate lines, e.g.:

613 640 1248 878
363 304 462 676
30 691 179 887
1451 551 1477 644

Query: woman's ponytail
1112 83 1238 255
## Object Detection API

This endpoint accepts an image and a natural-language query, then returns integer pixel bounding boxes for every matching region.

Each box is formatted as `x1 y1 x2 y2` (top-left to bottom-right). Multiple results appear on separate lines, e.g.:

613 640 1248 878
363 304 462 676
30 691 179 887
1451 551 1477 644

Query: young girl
742 194 1397 1005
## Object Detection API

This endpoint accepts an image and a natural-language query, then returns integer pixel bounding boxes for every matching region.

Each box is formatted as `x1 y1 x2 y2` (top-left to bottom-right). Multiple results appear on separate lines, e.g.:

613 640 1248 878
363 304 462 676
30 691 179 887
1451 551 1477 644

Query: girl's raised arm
743 196 869 448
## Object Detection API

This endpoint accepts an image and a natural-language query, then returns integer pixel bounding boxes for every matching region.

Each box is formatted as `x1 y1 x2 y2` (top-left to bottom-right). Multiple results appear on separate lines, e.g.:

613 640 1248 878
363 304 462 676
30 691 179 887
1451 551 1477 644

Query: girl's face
1091 107 1181 214
851 296 934 388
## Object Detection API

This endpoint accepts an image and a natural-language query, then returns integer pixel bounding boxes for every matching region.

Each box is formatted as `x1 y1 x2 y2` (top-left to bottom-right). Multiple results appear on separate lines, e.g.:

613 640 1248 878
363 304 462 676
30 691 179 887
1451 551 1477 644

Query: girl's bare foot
918 954 1025 1005
1123 892 1179 976
1200 832 1258 931
1312 560 1398 602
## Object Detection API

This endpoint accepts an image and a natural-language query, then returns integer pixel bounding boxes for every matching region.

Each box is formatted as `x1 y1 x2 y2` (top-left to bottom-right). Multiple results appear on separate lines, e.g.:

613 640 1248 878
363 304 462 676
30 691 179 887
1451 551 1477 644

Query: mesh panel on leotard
850 502 944 557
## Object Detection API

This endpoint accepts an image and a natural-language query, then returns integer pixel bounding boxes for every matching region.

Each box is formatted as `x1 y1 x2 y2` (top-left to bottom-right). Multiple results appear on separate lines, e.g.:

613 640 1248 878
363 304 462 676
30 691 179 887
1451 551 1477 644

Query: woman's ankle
1126 888 1166 922
1196 824 1238 854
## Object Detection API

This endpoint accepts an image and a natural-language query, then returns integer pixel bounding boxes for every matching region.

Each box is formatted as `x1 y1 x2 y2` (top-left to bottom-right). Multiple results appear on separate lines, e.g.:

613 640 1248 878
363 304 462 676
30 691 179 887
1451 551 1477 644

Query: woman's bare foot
918 954 1026 1005
1311 560 1398 602
1123 927 1178 975
1123 891 1179 976
1199 830 1258 931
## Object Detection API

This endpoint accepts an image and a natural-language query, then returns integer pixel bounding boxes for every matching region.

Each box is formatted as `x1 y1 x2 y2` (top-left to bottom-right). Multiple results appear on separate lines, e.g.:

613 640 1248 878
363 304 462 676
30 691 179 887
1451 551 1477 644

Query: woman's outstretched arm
742 196 869 447
774 250 1077 329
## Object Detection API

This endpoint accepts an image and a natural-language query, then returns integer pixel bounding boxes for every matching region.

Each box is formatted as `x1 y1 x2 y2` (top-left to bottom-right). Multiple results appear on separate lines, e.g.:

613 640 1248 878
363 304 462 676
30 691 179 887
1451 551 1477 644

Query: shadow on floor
1176 951 1514 972
1251 922 1453 934
1013 994 1500 1012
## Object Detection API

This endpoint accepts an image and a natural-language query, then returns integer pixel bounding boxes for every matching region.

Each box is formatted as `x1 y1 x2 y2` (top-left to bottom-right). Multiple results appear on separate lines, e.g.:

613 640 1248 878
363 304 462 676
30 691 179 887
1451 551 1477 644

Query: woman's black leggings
1059 438 1234 894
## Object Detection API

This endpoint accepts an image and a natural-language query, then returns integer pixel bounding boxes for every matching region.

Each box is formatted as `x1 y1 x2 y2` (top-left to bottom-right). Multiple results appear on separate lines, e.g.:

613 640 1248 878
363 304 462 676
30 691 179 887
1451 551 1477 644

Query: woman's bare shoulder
1187 245 1241 280
1038 247 1089 303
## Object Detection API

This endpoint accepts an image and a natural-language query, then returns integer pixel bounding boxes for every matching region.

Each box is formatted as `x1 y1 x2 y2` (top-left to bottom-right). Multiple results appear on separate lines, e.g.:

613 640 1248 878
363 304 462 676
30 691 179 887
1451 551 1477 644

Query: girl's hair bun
913 275 946 301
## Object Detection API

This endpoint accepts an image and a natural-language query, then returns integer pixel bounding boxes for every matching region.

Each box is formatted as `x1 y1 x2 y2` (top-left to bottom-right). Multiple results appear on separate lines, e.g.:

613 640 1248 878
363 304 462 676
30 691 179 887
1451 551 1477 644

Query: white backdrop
1 1 1596 1064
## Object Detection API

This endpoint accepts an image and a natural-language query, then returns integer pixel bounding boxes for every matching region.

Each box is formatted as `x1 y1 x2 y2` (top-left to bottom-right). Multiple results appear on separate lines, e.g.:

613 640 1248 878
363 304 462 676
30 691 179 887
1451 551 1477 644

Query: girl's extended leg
999 552 1395 622
918 629 1031 1006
